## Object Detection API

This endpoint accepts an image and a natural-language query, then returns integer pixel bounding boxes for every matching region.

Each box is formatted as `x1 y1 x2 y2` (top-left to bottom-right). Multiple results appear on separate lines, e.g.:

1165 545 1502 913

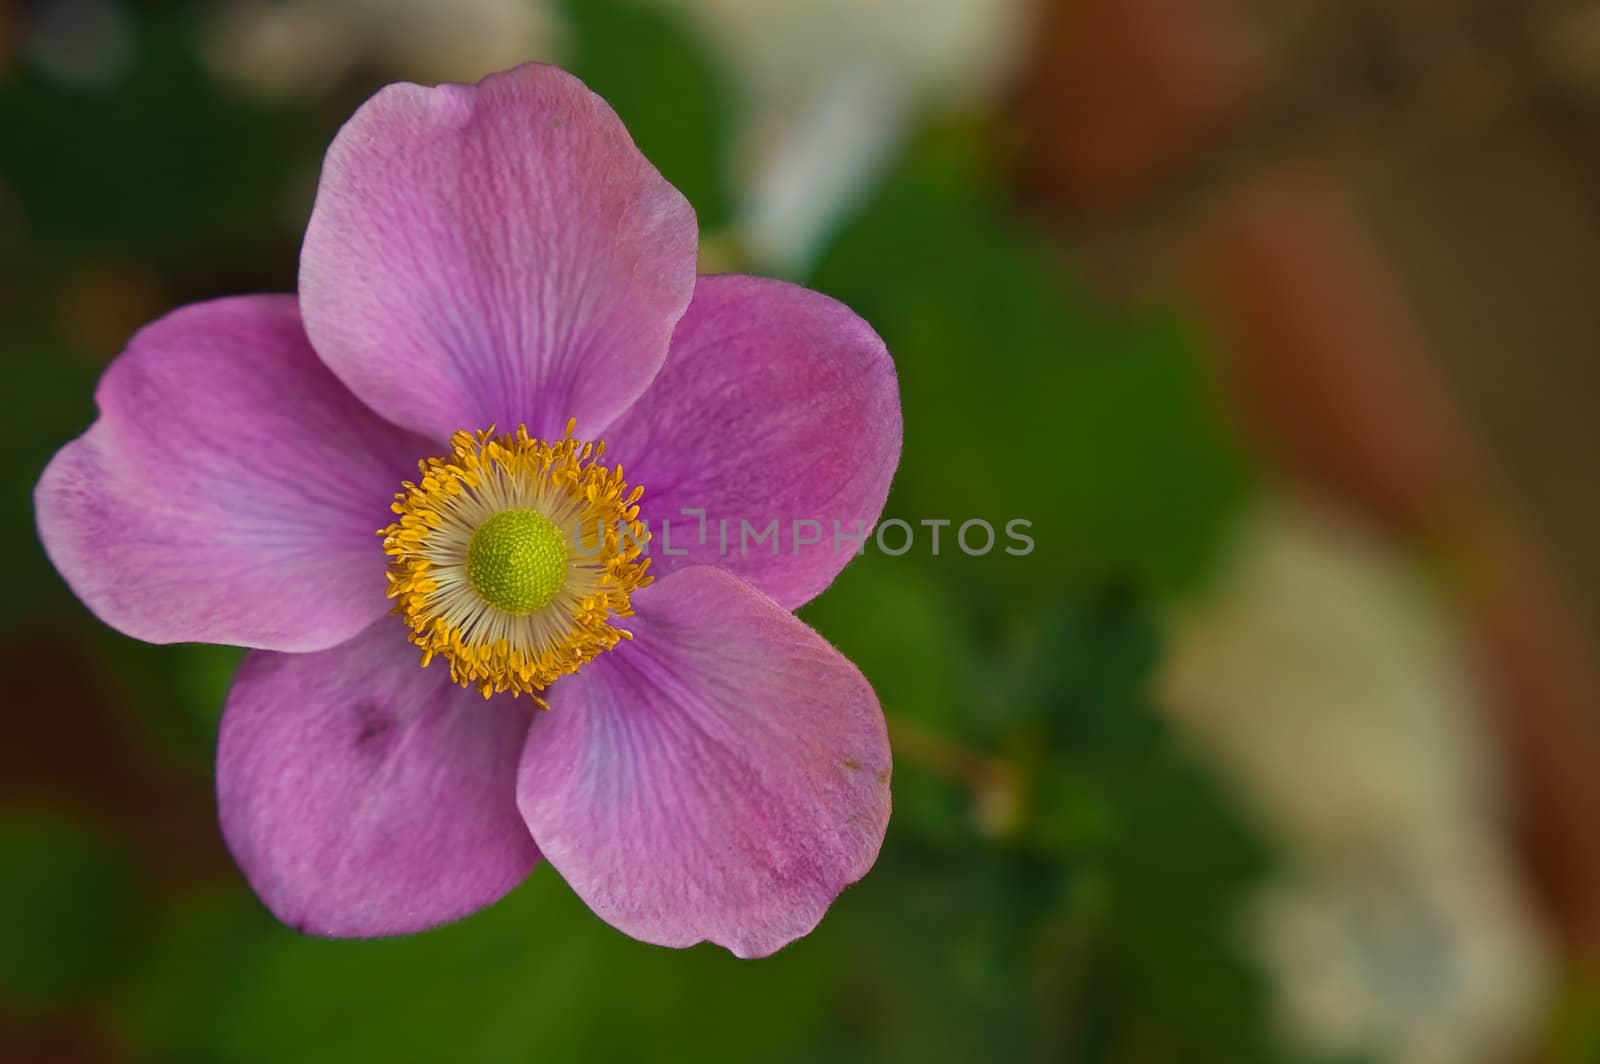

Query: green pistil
466 509 568 614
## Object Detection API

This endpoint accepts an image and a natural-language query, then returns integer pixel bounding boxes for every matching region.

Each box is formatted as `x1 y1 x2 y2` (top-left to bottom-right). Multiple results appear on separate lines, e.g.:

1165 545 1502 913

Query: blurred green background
3 2 1586 1062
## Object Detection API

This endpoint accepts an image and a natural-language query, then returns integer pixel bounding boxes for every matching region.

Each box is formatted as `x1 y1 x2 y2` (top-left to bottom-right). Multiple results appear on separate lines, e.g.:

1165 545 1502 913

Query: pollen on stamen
378 420 651 706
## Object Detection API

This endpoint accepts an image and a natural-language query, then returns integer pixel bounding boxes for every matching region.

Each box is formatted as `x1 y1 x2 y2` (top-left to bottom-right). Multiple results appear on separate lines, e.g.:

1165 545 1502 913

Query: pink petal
601 275 901 609
300 63 699 442
34 295 429 652
517 566 892 957
218 618 539 937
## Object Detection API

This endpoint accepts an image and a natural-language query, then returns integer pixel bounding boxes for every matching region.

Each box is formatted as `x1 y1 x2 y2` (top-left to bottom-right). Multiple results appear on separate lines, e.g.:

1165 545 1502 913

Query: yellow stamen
379 421 651 706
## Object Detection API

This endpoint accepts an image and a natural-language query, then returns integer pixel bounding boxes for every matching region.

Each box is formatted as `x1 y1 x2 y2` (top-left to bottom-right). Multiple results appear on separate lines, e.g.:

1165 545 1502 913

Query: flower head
34 63 900 957
381 423 652 702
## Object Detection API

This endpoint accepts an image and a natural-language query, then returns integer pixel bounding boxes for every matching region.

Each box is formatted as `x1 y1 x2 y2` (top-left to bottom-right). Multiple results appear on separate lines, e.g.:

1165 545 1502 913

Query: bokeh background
5 1 1600 1061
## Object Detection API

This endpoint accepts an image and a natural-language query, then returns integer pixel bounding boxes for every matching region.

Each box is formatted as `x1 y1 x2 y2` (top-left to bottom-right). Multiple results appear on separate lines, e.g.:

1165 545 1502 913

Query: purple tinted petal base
517 566 892 957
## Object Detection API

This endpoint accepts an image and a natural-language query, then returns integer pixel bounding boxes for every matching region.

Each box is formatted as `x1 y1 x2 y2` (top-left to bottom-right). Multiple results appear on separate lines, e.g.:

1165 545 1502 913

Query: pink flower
34 64 900 957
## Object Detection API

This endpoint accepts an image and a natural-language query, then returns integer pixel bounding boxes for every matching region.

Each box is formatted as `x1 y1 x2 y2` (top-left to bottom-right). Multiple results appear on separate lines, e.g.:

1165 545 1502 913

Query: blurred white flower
660 0 1024 107
654 0 1032 272
1253 841 1547 1064
205 0 564 99
1163 501 1550 1064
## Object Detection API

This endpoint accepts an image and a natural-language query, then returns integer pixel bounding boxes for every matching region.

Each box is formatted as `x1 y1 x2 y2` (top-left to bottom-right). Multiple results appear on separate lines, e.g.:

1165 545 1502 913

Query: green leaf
0 9 315 269
811 130 1252 595
124 870 840 1064
0 810 138 1007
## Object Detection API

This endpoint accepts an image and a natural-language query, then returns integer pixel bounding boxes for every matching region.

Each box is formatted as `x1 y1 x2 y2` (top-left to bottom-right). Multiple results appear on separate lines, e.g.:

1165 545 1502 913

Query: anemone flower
35 63 900 957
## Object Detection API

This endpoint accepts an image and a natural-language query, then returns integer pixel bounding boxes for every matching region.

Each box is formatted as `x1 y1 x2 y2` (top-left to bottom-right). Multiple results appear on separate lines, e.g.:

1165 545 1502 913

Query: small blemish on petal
354 708 394 748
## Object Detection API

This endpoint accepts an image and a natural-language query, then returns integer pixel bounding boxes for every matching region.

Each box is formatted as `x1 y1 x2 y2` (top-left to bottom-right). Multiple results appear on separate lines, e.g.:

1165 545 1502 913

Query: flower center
466 509 567 614
379 421 651 705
